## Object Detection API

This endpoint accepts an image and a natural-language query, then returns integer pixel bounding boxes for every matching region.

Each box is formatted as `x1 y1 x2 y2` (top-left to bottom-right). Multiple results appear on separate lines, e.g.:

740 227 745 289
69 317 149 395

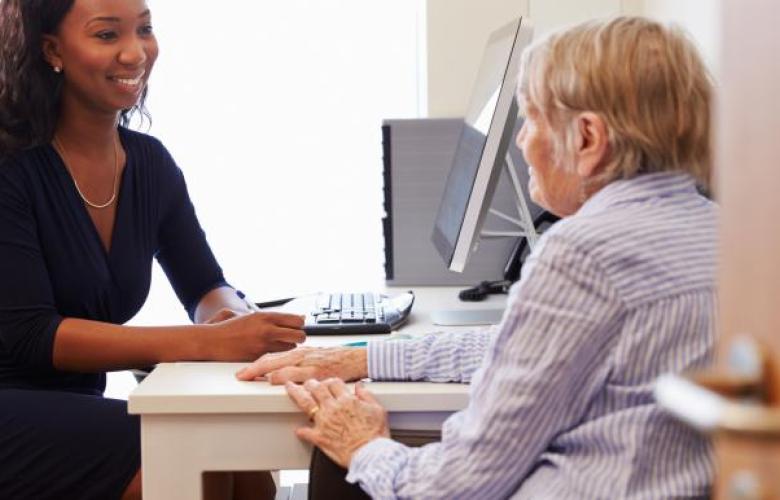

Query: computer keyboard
303 291 415 335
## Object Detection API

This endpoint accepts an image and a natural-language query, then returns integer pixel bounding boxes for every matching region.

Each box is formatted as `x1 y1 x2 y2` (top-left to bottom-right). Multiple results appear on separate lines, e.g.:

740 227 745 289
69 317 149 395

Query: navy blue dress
0 128 227 499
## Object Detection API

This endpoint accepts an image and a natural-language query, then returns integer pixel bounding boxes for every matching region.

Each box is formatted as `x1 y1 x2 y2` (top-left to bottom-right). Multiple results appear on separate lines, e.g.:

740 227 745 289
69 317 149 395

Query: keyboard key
316 294 330 311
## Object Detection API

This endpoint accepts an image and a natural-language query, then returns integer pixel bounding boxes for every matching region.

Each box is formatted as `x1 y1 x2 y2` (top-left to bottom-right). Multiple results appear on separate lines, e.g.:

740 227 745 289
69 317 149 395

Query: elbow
0 314 61 370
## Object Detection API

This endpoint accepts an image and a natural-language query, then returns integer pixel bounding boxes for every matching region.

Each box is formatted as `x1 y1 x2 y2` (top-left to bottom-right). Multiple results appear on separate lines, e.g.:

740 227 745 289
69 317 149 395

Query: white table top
128 362 471 414
129 286 506 416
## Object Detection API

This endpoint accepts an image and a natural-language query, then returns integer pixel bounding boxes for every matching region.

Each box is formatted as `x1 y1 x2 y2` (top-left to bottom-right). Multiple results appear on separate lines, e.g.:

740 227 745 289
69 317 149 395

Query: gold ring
308 406 320 420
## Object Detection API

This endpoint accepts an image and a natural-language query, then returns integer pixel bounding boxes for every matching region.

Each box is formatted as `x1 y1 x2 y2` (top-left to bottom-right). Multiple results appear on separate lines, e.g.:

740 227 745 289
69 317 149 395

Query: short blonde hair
518 16 713 189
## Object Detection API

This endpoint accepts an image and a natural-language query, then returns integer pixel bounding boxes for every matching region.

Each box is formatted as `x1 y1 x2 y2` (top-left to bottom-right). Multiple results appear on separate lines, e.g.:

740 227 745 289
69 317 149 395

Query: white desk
128 287 506 500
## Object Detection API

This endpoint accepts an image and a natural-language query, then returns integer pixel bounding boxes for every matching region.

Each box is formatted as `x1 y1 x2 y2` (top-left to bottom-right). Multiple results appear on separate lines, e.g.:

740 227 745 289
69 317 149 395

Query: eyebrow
86 9 151 26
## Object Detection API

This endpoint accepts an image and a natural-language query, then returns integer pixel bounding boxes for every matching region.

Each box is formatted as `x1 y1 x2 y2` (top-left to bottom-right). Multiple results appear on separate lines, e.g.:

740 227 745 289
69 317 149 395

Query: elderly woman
239 16 716 498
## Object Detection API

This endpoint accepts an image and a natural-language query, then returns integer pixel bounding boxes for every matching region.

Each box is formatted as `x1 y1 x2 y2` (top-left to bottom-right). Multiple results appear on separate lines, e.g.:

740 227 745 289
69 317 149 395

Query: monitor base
430 309 503 326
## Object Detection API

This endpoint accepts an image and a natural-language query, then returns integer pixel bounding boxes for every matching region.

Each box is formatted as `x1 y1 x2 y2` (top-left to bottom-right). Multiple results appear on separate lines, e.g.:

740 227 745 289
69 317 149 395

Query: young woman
0 1 304 498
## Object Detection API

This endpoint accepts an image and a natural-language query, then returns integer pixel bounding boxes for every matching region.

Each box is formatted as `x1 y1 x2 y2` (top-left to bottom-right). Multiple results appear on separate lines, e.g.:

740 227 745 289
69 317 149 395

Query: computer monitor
432 18 534 274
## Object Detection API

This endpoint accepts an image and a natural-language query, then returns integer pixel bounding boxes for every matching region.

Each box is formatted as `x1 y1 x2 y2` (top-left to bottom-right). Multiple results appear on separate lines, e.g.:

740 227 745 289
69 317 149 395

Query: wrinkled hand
208 312 306 361
235 346 368 384
286 378 390 468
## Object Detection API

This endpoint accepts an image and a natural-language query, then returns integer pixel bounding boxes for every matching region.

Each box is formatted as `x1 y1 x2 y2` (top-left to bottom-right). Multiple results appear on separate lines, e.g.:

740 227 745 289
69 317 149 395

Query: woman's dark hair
0 0 150 157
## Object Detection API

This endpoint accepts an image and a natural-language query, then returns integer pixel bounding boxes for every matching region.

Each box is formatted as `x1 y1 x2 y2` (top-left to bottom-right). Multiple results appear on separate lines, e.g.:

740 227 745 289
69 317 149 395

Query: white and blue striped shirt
349 173 717 499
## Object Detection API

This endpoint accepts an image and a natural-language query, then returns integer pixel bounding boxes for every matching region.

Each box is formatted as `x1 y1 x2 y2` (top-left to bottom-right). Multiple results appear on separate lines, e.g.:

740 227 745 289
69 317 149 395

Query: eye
95 30 118 41
138 24 154 37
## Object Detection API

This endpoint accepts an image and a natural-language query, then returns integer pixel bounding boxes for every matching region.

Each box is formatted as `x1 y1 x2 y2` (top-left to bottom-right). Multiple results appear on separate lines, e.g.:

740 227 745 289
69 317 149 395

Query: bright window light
129 0 425 326
108 1 424 398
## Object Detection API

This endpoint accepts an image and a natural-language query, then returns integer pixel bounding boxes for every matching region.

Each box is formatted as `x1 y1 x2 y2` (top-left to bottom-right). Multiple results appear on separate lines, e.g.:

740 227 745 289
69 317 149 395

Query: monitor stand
430 308 504 326
432 153 541 327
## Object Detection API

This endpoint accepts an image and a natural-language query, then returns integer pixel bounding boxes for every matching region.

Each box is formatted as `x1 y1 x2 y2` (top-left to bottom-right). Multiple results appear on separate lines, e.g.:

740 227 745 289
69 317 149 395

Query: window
108 1 424 398
131 1 425 326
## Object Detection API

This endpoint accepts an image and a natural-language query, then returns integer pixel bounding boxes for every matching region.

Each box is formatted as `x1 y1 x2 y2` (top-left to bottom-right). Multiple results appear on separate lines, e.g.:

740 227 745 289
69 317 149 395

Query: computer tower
382 118 539 286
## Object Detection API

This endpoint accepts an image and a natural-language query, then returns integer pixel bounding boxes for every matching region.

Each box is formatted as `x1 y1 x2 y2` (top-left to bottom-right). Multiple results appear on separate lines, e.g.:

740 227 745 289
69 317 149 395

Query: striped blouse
349 172 717 499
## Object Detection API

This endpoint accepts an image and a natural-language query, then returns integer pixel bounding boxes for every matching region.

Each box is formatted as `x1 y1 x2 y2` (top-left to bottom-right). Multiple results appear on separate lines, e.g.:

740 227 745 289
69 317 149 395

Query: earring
53 66 62 73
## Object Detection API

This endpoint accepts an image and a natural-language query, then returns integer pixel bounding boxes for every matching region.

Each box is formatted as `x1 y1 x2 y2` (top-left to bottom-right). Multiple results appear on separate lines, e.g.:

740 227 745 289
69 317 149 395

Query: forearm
52 318 212 372
367 327 496 382
194 285 250 324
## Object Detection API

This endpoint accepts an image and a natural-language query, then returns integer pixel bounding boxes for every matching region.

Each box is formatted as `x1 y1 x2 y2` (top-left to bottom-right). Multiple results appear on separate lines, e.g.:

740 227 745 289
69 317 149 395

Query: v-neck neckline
49 129 131 261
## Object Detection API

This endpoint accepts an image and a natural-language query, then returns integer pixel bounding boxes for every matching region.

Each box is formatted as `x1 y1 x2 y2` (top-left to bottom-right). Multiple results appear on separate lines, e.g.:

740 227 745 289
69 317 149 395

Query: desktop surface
128 362 470 415
127 286 506 499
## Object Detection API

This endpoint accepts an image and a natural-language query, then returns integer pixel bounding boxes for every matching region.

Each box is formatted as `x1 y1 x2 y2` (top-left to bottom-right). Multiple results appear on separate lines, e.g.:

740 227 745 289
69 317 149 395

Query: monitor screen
431 18 533 272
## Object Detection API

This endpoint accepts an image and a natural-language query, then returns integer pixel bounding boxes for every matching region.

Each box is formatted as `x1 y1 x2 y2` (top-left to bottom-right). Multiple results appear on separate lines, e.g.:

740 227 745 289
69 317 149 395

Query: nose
117 36 147 67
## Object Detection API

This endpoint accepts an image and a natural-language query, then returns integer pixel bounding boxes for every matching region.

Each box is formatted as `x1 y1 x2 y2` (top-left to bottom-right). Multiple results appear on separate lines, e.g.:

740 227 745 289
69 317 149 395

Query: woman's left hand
285 378 390 469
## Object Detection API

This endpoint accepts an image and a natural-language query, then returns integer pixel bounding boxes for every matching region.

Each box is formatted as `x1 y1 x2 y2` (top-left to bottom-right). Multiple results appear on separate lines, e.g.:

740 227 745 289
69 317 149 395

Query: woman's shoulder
119 127 182 177
0 144 60 206
0 144 54 182
119 127 168 157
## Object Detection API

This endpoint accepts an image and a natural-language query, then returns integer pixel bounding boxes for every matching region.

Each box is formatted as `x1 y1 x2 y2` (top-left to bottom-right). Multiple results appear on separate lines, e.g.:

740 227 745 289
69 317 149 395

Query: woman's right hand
204 312 306 361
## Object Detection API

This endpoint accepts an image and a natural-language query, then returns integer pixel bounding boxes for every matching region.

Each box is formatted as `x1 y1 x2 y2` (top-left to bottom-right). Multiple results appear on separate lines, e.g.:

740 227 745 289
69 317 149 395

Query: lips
109 71 145 92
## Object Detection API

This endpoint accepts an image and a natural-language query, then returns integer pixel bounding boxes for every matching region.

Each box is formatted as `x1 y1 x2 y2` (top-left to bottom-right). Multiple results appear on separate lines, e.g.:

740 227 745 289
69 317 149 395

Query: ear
41 34 63 71
573 112 609 179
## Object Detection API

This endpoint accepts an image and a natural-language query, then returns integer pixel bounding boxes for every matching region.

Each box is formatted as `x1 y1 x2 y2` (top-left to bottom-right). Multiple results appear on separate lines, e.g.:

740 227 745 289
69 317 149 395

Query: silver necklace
53 135 119 209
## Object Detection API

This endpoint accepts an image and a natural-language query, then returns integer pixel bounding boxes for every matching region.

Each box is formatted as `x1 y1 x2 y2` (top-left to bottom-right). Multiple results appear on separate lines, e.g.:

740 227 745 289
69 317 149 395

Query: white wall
528 0 624 35
639 0 722 75
424 0 721 118
425 0 528 117
425 0 627 117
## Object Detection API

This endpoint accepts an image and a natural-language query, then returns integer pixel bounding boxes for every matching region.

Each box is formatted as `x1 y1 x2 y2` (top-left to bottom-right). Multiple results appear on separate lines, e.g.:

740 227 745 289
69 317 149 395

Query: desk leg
141 416 205 499
140 413 312 500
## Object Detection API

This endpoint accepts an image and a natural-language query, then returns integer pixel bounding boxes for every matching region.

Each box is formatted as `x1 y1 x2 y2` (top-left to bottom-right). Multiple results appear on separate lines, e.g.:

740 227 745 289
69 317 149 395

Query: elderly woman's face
516 101 584 217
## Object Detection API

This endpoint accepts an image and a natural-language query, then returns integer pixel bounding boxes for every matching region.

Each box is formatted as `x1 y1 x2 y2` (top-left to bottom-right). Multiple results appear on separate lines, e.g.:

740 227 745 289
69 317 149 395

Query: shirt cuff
367 339 411 380
346 437 409 494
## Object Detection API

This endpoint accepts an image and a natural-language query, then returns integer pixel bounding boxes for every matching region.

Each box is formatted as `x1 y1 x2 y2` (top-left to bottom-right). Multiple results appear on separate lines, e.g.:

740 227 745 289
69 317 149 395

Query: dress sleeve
0 166 63 370
153 146 228 320
347 234 624 499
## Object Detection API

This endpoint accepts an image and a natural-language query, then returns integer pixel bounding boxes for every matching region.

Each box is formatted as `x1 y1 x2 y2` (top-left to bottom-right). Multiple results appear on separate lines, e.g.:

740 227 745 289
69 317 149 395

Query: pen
342 341 368 347
254 297 296 308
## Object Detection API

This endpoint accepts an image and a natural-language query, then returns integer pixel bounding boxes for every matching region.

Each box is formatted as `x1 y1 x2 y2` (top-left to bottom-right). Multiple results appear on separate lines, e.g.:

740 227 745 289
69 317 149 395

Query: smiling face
43 0 158 118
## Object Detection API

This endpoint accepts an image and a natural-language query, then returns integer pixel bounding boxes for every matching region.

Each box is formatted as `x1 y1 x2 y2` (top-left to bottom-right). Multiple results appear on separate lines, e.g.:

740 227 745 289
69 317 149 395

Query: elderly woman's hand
285 378 390 469
235 346 368 384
